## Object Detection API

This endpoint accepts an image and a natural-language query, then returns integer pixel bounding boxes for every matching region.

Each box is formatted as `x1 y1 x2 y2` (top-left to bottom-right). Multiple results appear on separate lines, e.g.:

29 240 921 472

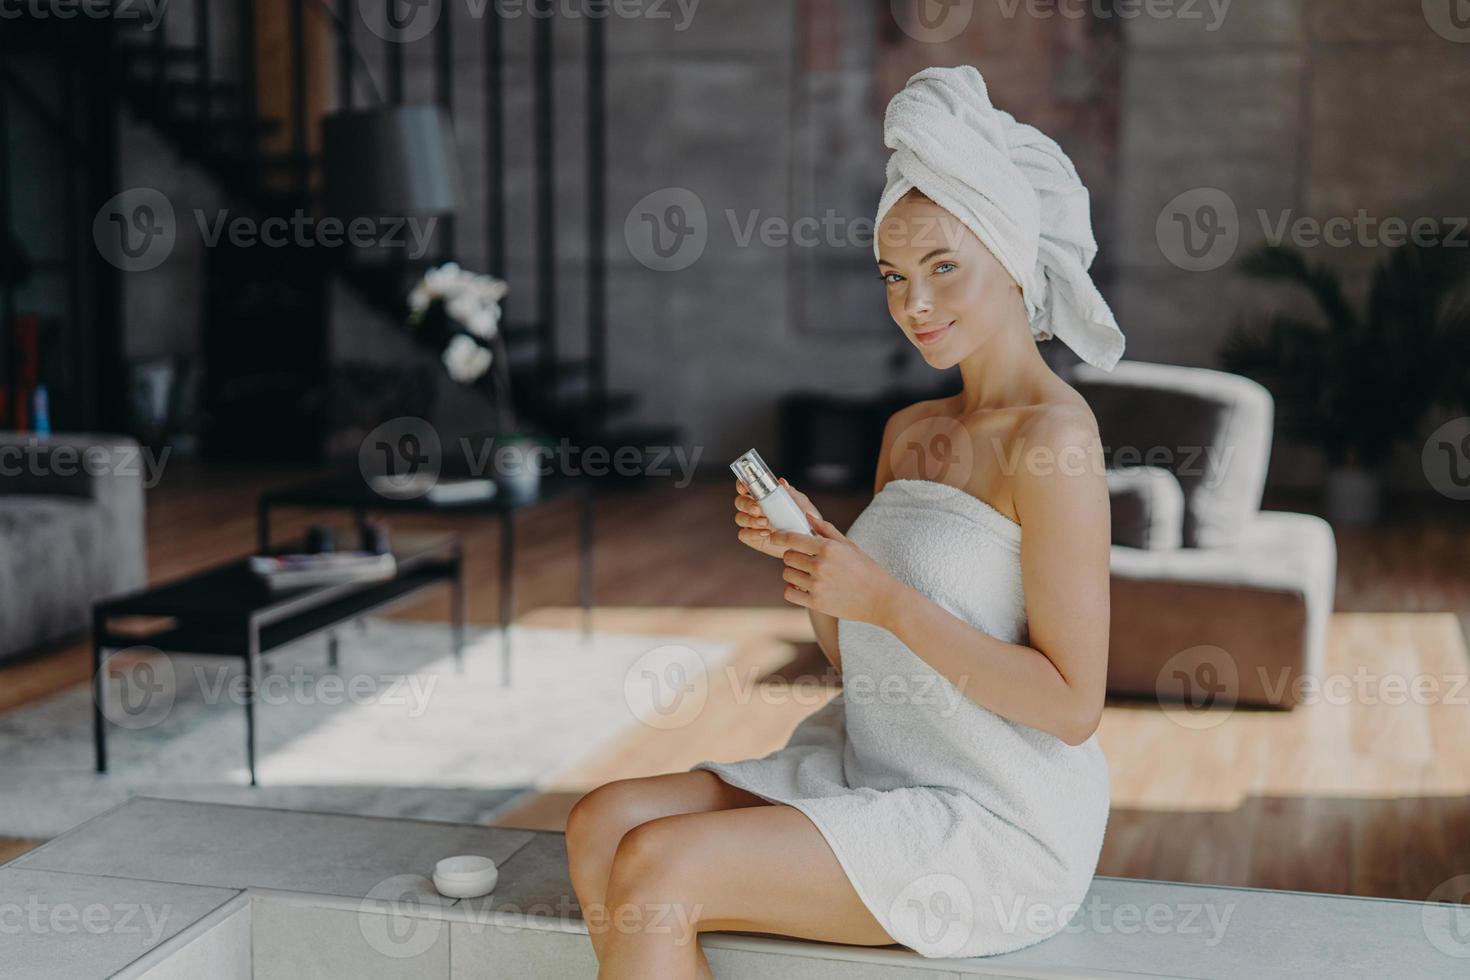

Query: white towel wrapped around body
874 65 1125 372
692 480 1111 958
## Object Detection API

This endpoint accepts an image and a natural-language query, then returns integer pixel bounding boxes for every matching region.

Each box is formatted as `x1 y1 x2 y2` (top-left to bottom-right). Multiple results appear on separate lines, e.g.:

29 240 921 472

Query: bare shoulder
873 397 955 494
889 395 954 429
1015 394 1101 452
1009 393 1108 522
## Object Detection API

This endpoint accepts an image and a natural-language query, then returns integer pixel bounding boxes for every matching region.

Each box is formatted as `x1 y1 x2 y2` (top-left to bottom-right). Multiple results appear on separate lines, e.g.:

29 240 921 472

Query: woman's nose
905 284 934 320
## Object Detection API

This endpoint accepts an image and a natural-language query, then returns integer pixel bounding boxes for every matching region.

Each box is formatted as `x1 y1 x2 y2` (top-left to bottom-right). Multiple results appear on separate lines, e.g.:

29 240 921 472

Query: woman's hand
734 477 823 560
768 514 902 626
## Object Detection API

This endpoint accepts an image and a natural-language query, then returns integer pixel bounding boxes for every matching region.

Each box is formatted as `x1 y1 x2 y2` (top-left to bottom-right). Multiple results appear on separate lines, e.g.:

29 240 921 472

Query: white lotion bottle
731 449 814 536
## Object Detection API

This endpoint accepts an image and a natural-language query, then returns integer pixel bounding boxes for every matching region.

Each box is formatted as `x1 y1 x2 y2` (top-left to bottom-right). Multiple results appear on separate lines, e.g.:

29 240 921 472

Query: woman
565 64 1124 977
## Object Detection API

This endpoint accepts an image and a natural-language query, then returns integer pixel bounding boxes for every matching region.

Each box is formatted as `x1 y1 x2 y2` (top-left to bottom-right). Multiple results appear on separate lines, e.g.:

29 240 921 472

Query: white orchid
465 310 497 339
407 263 510 398
410 263 508 339
441 333 493 384
422 261 463 295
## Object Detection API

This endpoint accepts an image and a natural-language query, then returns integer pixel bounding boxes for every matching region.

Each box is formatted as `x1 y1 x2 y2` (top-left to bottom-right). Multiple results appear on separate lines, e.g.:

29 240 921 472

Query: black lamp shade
322 105 463 218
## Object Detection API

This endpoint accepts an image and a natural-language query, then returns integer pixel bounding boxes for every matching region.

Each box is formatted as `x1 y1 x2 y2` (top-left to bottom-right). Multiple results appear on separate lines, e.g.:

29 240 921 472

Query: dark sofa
0 433 147 662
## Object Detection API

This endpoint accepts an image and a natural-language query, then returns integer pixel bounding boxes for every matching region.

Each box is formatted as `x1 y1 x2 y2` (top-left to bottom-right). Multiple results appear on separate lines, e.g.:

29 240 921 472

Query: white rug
0 620 736 839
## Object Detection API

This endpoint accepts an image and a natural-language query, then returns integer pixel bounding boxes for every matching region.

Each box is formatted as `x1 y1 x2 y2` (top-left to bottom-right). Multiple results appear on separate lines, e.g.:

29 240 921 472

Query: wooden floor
2 464 1469 903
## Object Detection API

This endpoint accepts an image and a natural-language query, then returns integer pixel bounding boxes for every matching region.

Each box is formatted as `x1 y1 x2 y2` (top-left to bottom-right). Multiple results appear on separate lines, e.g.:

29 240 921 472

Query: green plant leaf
1228 241 1470 467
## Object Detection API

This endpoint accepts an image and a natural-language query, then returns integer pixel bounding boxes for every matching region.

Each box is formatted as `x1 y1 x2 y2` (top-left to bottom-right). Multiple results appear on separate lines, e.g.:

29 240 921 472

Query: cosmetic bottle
730 448 814 536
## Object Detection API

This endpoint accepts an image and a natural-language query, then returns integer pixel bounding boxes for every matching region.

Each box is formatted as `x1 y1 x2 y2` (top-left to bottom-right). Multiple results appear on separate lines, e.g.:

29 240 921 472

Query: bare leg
565 770 769 966
597 804 898 979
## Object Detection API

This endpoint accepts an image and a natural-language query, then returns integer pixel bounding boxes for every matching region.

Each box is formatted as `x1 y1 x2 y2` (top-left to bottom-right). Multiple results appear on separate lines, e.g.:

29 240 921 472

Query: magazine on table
248 552 398 590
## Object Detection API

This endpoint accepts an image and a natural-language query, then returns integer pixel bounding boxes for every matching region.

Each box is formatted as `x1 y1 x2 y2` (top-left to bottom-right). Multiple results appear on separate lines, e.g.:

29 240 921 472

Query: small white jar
432 855 499 898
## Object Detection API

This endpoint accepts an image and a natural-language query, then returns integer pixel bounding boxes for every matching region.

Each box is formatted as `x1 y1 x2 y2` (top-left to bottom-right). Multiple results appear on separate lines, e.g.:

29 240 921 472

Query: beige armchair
1066 361 1338 709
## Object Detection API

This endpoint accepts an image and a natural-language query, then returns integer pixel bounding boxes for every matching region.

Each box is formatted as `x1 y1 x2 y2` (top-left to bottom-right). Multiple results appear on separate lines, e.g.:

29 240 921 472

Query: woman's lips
914 321 954 345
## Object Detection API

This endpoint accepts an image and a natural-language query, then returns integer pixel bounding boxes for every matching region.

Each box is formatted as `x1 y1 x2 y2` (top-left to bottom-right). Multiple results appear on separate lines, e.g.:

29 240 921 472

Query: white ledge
7 798 1464 979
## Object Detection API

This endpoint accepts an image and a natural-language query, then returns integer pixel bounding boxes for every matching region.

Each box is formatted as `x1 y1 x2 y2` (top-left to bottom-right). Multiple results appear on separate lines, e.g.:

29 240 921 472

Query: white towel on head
874 65 1125 372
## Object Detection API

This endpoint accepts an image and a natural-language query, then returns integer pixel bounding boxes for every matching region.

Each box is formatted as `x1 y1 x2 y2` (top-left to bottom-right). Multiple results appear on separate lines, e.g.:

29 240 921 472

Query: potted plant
407 263 547 498
1221 242 1470 525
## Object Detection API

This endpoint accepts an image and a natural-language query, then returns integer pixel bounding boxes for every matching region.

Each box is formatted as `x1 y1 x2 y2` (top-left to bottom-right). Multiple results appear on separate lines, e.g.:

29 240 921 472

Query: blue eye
883 272 904 284
935 262 956 274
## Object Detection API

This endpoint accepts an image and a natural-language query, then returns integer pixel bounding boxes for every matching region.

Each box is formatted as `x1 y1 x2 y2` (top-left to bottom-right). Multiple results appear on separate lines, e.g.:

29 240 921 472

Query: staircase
5 2 683 477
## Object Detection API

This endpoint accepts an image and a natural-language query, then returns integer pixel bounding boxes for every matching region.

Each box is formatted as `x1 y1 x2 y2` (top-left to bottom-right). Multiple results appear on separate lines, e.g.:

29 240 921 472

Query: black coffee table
257 470 594 684
92 534 463 786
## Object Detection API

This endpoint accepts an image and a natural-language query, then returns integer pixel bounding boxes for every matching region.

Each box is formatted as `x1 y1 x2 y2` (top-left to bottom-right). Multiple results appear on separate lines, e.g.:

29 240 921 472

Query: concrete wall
120 118 229 362
107 0 1470 490
1112 0 1470 488
118 0 239 363
342 0 1111 464
337 0 937 463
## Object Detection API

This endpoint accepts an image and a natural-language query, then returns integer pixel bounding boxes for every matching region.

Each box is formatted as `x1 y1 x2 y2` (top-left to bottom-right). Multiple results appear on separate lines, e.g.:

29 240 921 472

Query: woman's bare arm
873 409 1111 745
806 406 915 677
738 403 918 681
807 607 842 675
805 407 909 678
735 477 842 675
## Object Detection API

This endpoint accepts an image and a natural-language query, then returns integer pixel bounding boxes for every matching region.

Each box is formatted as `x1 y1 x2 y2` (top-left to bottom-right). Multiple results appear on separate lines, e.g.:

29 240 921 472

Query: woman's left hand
766 513 901 625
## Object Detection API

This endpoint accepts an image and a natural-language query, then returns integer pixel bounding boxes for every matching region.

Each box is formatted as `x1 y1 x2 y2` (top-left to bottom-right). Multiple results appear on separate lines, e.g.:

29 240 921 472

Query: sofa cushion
1071 360 1274 549
0 434 148 661
1107 510 1338 705
0 498 102 657
0 434 141 499
1106 465 1184 550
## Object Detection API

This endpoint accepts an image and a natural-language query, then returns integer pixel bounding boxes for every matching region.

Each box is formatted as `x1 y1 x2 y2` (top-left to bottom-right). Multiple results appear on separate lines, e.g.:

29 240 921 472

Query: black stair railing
0 26 128 430
4 0 682 464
